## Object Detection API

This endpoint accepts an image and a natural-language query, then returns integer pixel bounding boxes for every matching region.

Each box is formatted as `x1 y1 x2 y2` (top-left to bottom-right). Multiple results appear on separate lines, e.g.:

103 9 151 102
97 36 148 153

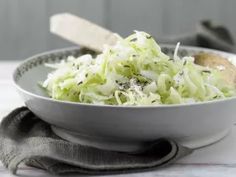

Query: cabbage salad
42 31 236 105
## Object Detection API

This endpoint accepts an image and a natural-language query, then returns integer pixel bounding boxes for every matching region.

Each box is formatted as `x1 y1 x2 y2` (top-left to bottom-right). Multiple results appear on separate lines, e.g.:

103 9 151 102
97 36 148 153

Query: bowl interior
14 48 97 96
13 45 236 98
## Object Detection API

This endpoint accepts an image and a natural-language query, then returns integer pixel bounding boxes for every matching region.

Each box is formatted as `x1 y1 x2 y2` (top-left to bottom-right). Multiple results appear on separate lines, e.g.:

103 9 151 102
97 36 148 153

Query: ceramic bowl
13 45 236 152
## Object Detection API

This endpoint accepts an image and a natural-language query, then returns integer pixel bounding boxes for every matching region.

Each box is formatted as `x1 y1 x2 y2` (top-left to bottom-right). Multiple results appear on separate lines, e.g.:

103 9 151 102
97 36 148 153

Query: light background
0 0 234 59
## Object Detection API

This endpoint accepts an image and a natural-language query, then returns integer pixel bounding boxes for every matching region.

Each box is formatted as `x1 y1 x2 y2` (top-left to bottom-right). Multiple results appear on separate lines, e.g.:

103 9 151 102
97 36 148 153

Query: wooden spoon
194 52 236 86
50 13 119 52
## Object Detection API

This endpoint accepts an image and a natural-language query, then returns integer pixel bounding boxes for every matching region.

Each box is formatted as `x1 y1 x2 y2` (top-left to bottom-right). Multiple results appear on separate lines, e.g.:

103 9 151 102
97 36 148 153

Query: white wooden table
1 61 236 177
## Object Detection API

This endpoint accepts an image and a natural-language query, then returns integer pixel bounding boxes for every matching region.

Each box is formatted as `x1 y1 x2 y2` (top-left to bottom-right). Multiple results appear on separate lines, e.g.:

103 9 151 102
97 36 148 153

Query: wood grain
0 163 236 177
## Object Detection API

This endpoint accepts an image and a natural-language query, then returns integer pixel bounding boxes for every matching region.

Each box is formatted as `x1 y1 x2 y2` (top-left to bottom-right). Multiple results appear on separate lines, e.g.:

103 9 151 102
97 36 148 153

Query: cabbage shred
42 31 236 105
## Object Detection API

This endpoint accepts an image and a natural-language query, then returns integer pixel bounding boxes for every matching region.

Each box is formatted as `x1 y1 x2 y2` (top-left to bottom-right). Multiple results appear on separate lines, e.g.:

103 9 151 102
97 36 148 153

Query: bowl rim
13 44 236 109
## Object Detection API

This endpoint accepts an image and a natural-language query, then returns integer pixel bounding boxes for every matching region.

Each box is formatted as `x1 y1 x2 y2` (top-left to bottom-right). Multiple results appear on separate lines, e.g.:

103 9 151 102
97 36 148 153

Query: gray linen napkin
0 107 192 175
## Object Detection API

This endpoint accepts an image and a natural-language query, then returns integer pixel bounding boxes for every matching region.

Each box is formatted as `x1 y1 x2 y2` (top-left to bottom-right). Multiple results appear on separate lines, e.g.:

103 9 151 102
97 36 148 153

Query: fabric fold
0 107 192 175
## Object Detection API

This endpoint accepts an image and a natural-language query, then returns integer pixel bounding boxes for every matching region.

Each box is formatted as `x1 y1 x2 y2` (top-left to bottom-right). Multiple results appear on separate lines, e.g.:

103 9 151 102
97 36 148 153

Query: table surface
1 61 236 177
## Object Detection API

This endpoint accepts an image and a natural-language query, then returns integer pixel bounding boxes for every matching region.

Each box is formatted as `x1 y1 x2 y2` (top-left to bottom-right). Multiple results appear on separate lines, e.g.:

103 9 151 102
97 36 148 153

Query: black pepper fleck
124 65 130 68
130 38 137 42
202 70 211 73
77 81 83 85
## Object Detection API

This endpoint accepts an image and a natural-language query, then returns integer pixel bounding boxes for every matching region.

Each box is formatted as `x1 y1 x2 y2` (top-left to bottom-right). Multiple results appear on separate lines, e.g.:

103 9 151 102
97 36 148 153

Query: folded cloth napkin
158 20 235 52
0 107 192 175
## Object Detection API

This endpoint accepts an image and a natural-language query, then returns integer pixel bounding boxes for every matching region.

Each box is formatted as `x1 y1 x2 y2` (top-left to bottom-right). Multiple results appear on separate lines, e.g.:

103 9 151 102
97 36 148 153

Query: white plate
13 46 236 152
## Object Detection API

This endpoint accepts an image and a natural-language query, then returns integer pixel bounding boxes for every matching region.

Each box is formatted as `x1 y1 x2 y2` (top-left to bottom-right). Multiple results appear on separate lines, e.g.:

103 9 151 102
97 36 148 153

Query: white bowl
13 45 236 152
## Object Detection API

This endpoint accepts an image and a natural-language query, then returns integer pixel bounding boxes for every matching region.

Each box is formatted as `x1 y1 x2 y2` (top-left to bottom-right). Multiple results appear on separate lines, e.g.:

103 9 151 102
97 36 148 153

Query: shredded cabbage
42 31 236 105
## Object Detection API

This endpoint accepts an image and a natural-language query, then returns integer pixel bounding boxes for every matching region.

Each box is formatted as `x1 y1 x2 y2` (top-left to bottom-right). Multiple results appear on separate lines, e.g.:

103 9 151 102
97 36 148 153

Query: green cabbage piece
42 31 236 105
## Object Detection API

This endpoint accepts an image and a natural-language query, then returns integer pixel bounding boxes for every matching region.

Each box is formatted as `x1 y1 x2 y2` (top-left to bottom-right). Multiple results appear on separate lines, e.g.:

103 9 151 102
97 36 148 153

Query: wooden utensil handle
50 13 119 52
